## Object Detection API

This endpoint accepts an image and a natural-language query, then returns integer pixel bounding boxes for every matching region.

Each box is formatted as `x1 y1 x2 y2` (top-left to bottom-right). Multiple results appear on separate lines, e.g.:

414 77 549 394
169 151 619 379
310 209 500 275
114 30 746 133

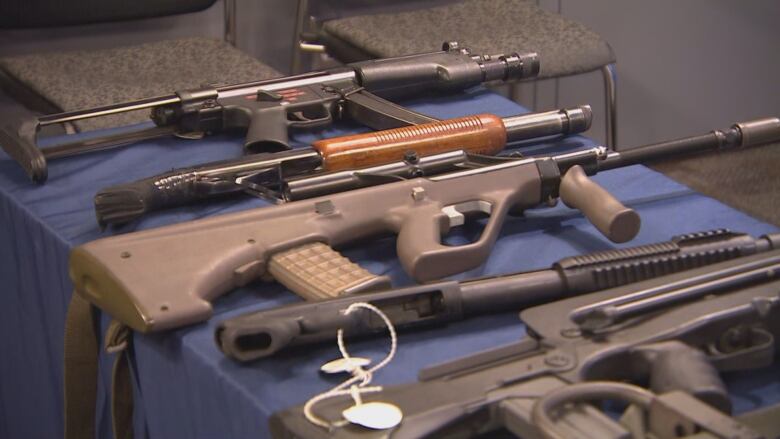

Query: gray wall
1 0 778 147
529 0 780 147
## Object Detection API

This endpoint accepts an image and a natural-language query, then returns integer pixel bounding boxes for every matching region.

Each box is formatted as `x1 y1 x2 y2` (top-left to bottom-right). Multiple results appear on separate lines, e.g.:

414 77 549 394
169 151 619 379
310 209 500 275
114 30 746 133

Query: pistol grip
560 165 640 243
397 198 509 282
637 341 731 414
0 120 47 182
244 108 292 154
268 242 391 300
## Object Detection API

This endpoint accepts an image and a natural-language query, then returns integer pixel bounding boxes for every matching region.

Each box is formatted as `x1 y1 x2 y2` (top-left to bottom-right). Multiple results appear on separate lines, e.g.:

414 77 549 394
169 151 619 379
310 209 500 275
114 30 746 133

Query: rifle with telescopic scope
0 42 539 182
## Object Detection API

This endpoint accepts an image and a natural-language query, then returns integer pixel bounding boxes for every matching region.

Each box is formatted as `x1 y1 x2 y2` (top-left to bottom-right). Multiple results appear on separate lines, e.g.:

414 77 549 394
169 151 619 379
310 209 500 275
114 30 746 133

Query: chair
292 0 617 149
0 0 281 132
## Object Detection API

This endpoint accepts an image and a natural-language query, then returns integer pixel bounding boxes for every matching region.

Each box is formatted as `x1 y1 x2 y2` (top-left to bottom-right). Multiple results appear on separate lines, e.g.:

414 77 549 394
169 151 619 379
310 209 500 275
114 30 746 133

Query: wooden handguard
268 242 391 300
313 113 507 171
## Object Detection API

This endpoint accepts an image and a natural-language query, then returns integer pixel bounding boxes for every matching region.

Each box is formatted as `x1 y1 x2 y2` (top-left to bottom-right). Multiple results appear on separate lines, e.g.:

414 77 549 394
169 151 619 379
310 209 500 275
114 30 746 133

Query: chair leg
601 64 617 150
223 0 237 47
509 83 521 103
290 0 310 73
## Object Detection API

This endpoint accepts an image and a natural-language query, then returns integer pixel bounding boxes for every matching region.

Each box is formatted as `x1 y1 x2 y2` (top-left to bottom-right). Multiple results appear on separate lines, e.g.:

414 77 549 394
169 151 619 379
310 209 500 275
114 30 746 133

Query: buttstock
70 229 266 332
0 119 47 182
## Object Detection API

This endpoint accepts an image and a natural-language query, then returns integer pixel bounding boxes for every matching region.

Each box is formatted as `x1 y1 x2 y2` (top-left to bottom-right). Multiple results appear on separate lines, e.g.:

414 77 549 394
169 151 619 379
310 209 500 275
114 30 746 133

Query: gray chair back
0 0 217 28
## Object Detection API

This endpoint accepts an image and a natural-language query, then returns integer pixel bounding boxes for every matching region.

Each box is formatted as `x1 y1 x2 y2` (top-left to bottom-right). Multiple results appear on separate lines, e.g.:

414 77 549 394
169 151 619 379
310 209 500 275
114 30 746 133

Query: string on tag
303 302 399 429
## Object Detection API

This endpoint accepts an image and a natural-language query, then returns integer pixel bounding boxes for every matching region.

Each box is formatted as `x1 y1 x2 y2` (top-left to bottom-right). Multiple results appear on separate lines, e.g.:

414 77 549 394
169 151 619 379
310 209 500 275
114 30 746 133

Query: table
0 89 778 439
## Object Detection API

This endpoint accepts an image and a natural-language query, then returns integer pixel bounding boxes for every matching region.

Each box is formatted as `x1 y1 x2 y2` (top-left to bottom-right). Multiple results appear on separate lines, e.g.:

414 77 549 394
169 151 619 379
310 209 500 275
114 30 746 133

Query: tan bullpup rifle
93 106 592 227
270 250 780 439
69 116 780 333
0 42 539 182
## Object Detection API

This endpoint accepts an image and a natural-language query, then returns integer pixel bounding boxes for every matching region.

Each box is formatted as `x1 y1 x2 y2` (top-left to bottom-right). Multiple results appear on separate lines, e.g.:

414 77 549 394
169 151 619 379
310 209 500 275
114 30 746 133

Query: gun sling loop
64 293 134 439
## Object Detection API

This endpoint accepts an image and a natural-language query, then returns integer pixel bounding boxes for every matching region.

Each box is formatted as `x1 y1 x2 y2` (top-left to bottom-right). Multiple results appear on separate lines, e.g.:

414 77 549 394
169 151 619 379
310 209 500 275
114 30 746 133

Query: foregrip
312 114 507 171
559 165 640 243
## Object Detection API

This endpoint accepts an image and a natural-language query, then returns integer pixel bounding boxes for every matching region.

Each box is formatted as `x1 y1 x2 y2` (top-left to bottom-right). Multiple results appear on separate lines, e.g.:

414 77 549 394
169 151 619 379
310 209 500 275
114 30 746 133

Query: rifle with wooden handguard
68 117 780 333
270 250 780 439
0 42 539 182
93 106 592 227
215 229 780 362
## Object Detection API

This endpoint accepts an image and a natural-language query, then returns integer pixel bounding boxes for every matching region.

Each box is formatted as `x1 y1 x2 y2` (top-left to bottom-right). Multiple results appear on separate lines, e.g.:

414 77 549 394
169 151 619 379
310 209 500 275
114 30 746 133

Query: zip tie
303 302 398 429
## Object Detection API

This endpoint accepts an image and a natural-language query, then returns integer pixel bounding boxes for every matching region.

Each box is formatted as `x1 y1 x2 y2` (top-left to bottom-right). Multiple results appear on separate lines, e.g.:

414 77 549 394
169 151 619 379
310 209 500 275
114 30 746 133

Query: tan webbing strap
64 292 134 439
106 321 134 439
64 293 99 439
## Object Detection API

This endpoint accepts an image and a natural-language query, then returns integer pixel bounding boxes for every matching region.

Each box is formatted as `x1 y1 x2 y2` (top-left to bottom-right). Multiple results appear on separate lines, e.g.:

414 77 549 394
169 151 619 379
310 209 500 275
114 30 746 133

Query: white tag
319 357 371 374
342 402 403 430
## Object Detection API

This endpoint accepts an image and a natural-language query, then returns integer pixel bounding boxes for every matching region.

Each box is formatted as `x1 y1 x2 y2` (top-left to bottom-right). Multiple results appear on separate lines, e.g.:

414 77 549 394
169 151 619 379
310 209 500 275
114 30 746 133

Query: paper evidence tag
343 402 403 430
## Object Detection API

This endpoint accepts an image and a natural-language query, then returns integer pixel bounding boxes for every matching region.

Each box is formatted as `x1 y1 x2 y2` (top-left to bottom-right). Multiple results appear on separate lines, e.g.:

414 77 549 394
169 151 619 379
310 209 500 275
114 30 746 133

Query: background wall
1 0 778 147
535 0 780 147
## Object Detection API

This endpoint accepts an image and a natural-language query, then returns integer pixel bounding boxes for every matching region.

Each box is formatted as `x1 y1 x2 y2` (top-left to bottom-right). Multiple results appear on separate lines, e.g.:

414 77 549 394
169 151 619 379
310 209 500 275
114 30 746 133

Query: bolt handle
560 165 641 243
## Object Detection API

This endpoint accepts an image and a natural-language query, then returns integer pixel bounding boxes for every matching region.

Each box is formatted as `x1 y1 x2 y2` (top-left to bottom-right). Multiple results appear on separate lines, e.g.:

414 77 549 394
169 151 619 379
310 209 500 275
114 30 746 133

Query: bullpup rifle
215 229 780 362
270 249 780 439
94 106 592 226
0 42 539 182
68 117 780 333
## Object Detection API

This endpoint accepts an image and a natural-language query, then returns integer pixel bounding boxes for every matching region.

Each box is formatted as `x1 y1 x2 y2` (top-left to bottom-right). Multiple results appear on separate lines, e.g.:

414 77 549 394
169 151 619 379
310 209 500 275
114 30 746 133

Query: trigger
441 200 493 228
289 111 312 122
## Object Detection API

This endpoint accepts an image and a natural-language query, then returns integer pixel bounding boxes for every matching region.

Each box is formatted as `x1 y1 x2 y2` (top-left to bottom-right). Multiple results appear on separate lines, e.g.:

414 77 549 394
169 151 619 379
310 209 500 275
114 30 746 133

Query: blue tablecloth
1 89 778 439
